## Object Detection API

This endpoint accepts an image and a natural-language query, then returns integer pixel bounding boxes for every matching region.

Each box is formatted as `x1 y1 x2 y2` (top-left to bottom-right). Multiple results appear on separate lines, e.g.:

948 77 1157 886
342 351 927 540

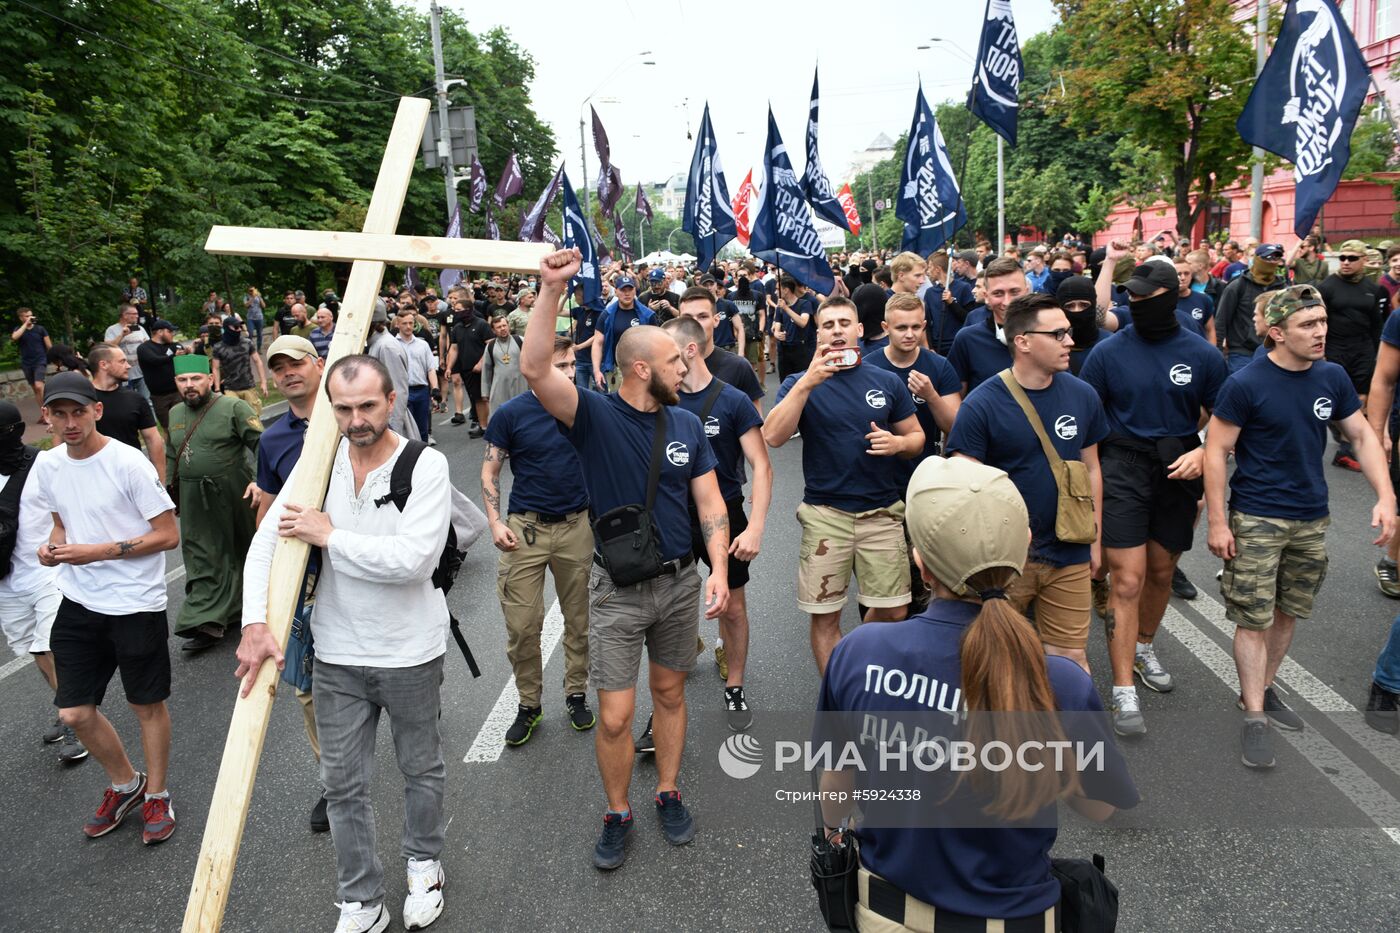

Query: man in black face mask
1056 275 1110 376
1079 261 1228 737
1216 244 1285 374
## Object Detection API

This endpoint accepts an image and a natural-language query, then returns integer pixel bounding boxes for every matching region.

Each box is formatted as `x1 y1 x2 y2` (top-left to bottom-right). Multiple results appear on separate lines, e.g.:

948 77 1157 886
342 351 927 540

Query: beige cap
265 334 317 363
905 457 1028 597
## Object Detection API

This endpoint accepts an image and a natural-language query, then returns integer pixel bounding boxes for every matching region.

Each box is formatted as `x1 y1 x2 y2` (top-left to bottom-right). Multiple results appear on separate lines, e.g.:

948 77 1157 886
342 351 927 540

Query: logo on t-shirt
666 441 690 466
627 317 642 327
704 416 720 437
865 389 888 410
1054 415 1079 440
716 310 727 321
1313 397 1333 421
1169 364 1193 386
1191 308 1204 321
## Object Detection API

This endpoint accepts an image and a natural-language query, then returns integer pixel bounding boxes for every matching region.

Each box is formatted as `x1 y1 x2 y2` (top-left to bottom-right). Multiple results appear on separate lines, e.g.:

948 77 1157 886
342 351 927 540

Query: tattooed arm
481 444 519 552
42 510 179 566
690 469 730 620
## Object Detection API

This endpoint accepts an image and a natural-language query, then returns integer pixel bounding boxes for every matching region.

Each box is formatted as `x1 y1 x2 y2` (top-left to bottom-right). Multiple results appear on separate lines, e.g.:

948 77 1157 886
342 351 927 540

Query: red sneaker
141 795 176 845
83 773 147 838
1333 452 1362 472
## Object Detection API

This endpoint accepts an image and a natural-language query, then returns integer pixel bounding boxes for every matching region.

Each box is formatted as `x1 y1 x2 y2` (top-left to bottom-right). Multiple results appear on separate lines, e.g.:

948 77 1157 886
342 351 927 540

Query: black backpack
0 447 39 581
373 440 484 677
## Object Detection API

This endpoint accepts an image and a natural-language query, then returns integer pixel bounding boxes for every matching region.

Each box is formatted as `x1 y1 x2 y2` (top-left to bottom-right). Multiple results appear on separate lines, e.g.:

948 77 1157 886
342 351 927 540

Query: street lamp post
578 53 654 220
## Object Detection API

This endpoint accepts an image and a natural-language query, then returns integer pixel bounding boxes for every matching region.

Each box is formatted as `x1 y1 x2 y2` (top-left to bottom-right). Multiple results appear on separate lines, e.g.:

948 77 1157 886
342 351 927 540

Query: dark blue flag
560 168 602 309
898 85 966 257
1237 0 1372 239
967 0 1023 146
800 69 853 232
749 108 835 296
682 103 737 272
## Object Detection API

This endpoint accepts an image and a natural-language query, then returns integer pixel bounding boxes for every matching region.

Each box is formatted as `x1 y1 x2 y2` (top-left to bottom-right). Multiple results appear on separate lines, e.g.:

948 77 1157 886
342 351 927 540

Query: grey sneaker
43 716 65 744
1110 693 1146 737
1241 719 1275 768
1133 645 1175 693
1235 686 1304 732
1378 559 1400 599
57 726 88 764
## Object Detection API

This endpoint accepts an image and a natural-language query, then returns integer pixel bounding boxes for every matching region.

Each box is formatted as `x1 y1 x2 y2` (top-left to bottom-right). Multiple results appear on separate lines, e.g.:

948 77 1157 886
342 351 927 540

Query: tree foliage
0 0 557 345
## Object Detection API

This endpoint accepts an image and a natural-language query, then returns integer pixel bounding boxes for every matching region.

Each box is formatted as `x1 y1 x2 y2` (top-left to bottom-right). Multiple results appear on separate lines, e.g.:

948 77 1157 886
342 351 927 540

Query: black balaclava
1055 275 1100 348
1129 290 1180 341
0 401 27 473
1046 268 1073 295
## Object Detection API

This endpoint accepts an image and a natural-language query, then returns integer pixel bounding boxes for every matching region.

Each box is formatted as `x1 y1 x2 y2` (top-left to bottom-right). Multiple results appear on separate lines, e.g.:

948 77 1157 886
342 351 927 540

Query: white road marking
463 600 564 763
1163 605 1400 845
0 654 34 683
166 565 186 584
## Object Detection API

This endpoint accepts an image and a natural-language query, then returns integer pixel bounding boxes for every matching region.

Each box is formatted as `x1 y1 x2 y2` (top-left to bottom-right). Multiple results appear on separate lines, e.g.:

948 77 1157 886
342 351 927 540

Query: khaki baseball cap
265 335 317 363
1339 239 1370 255
905 457 1028 597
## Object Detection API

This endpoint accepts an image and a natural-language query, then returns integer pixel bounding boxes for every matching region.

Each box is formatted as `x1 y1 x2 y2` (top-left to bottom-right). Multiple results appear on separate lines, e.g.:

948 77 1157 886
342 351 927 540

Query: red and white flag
837 182 862 236
733 169 755 247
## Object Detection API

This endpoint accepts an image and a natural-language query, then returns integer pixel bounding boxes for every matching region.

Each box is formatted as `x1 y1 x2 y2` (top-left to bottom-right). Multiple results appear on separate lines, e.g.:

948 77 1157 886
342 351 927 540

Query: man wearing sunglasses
1320 240 1391 472
946 293 1108 673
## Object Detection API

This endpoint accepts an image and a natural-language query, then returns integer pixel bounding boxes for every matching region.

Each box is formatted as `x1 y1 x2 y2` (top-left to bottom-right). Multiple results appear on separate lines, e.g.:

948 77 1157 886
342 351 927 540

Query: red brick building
1094 0 1400 249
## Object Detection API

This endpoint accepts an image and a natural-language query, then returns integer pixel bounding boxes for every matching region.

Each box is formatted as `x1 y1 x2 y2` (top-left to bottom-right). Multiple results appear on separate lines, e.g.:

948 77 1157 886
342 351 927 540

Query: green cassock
166 393 264 635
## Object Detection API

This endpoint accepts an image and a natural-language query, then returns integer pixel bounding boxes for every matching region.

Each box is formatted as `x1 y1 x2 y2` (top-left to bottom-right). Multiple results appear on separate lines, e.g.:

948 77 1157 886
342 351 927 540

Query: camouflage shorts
796 502 910 613
1220 511 1329 631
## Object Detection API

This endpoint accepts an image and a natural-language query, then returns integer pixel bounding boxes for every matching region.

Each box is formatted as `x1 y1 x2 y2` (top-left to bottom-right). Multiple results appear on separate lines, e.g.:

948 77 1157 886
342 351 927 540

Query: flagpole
996 135 1005 251
1248 0 1266 239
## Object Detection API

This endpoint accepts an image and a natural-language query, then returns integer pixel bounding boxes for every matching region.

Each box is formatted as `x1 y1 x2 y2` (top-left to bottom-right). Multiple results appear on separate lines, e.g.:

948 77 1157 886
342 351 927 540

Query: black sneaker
1235 686 1304 732
566 693 596 731
180 629 223 653
724 686 752 733
593 809 633 870
1170 567 1198 600
43 716 65 744
1241 719 1275 768
468 423 485 439
655 790 695 845
504 705 542 747
1377 560 1400 599
309 793 329 833
634 714 654 753
1366 681 1400 734
450 412 466 425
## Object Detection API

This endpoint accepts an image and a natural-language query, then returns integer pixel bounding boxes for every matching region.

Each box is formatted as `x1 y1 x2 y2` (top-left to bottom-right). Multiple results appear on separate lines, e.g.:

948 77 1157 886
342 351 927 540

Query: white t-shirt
0 465 58 596
31 441 175 613
104 323 149 377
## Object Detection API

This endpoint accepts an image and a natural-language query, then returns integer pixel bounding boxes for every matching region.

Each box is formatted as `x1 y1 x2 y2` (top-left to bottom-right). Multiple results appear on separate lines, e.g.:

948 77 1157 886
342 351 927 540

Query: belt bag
998 370 1096 544
593 405 669 588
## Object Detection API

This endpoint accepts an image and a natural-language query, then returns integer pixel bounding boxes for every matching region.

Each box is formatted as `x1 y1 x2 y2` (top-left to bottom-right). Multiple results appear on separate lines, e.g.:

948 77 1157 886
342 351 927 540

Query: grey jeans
312 655 446 907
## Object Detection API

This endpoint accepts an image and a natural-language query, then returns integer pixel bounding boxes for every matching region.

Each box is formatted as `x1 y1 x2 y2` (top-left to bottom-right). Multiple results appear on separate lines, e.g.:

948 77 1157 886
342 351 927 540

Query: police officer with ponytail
816 457 1137 932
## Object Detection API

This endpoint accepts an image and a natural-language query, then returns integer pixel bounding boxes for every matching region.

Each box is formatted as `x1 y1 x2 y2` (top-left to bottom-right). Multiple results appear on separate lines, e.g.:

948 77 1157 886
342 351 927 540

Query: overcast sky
428 0 1059 191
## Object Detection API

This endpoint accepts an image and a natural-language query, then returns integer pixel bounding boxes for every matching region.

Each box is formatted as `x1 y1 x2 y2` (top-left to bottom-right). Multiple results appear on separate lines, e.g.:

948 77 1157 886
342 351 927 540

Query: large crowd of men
6 228 1400 932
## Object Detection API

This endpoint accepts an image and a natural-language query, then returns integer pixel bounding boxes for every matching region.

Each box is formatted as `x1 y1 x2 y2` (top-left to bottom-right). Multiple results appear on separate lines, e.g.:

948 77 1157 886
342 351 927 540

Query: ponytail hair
956 566 1080 821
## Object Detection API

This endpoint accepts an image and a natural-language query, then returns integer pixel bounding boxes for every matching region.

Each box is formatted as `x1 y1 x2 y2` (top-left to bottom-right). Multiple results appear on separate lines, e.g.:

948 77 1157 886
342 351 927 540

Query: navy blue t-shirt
707 347 764 401
485 392 589 516
713 297 740 347
1381 310 1400 414
677 379 764 502
817 600 1138 919
16 324 49 367
777 295 817 346
1079 326 1228 438
1176 291 1215 336
923 278 975 356
1213 356 1359 520
947 319 1011 393
947 373 1108 565
256 411 307 494
1109 304 1202 337
866 347 961 476
775 365 918 512
568 387 717 561
572 305 598 362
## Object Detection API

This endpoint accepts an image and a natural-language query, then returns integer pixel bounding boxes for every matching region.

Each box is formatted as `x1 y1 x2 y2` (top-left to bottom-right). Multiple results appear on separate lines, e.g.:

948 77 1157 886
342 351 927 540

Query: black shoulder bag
1052 853 1120 932
593 406 669 587
0 447 39 580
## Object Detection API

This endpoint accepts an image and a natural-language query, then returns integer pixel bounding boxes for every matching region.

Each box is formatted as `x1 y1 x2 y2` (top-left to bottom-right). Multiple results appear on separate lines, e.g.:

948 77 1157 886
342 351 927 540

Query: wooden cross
182 97 548 933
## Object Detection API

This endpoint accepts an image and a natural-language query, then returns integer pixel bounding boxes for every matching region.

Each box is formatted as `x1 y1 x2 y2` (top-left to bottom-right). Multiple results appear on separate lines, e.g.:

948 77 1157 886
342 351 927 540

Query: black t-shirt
95 387 156 449
706 347 763 401
274 305 296 335
136 341 178 395
642 289 677 322
851 282 890 340
1319 274 1388 352
450 317 492 371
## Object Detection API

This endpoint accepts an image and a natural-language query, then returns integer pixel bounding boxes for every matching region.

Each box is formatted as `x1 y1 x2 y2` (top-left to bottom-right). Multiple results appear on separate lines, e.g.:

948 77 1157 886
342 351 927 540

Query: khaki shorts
1007 560 1091 650
796 502 910 614
1221 511 1329 631
744 340 763 365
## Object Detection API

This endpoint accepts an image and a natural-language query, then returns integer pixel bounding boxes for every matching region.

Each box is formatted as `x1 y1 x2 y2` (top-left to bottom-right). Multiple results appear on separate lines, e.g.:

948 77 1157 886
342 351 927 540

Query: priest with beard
166 354 264 652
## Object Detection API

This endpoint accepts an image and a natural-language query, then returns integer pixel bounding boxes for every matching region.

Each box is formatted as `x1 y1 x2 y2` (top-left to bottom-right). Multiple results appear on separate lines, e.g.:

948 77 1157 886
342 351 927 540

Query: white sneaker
427 435 438 447
403 858 445 930
334 901 389 933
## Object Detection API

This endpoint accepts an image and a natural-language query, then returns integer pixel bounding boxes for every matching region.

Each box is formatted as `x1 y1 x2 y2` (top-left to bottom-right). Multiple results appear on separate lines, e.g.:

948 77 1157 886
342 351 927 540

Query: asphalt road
4 383 1400 932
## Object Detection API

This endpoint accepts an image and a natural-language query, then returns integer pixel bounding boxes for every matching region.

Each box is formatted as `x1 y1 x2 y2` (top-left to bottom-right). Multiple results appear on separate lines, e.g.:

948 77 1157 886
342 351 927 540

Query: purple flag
592 107 625 214
486 205 500 241
439 206 464 293
468 155 487 213
635 184 654 223
542 224 562 247
403 266 422 293
613 211 634 261
493 152 523 209
519 163 565 243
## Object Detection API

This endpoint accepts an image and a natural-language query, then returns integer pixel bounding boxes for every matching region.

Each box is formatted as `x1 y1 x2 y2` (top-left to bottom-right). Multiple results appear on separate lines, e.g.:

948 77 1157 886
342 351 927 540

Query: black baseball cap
1124 260 1179 296
151 319 175 333
43 371 99 407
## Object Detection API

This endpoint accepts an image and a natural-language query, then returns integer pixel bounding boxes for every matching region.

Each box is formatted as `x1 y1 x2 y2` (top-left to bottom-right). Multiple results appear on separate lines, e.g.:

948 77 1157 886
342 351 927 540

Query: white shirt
0 466 58 596
397 333 437 387
242 434 450 668
104 323 149 377
30 441 174 613
367 331 420 441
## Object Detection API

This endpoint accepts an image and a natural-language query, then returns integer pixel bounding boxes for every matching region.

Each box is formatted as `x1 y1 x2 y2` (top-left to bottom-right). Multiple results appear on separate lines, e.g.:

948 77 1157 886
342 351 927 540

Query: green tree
1052 0 1256 238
